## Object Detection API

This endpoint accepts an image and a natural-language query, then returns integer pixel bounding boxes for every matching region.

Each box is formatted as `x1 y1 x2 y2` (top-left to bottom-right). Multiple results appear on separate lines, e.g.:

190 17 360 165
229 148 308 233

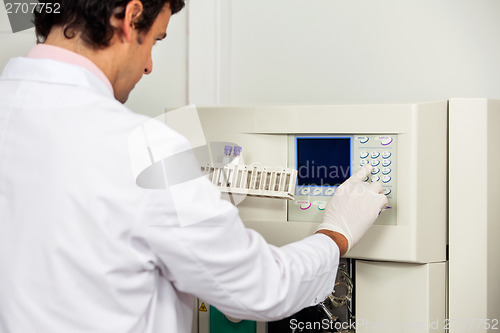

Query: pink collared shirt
28 44 114 94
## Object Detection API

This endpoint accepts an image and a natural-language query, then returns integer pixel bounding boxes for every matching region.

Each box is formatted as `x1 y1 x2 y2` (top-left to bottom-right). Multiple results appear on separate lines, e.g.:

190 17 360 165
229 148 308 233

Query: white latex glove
317 164 388 253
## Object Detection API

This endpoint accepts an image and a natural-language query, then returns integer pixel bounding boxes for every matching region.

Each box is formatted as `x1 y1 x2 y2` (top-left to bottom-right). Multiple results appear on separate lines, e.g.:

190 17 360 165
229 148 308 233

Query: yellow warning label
199 303 208 312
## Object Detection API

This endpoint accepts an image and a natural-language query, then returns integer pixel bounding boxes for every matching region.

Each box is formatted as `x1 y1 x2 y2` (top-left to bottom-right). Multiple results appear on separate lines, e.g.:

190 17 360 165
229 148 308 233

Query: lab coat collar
27 44 114 93
0 56 115 99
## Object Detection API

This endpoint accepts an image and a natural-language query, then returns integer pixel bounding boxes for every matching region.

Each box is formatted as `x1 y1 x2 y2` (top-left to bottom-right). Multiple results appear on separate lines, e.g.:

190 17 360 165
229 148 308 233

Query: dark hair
34 0 185 49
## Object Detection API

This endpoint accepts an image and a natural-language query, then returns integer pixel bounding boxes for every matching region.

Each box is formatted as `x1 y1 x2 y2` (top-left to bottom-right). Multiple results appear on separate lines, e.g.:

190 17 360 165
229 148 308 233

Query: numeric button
312 188 323 195
325 188 335 195
300 188 310 195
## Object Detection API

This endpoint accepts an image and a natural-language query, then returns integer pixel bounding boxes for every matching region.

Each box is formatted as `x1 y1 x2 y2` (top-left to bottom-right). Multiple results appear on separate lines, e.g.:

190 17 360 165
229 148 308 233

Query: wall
3 1 500 110
189 0 500 105
0 7 36 70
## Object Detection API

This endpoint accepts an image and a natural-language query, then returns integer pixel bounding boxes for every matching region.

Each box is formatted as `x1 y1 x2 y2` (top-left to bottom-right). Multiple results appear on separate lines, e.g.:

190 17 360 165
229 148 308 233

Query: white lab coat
0 57 339 333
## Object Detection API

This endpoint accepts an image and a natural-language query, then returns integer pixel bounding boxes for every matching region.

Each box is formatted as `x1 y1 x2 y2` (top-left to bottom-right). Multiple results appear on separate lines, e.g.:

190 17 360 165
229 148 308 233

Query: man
0 1 387 332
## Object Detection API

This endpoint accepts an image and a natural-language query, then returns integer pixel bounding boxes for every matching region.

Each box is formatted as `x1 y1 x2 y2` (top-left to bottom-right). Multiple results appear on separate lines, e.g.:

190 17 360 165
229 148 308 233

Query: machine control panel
288 135 397 226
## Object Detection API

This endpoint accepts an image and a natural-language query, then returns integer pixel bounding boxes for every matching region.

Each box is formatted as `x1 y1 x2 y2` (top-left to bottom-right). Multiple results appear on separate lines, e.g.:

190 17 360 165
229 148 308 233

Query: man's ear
111 0 143 43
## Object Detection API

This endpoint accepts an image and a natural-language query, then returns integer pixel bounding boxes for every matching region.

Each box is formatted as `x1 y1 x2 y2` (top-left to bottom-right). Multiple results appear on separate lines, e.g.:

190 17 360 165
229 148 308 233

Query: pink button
297 201 312 210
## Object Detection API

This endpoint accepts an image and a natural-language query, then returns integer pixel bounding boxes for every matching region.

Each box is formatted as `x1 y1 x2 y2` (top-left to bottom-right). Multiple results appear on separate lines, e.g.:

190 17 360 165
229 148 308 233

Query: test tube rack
201 164 297 200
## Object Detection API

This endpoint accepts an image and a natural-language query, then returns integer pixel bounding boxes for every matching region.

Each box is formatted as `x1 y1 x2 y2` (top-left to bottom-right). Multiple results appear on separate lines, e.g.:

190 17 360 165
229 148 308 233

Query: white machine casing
187 102 447 264
166 99 499 333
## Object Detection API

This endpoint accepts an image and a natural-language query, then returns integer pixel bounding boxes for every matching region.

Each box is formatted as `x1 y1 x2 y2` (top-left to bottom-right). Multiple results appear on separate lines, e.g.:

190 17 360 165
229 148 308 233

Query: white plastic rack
201 164 297 200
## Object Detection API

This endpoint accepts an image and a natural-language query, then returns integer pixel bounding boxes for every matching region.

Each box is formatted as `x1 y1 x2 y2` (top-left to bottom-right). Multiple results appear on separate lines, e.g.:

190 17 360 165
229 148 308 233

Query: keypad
290 134 397 226
356 135 396 200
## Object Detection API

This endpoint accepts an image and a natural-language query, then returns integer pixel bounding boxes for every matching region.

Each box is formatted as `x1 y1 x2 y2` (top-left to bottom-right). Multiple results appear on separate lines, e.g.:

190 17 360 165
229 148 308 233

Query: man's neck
43 27 119 89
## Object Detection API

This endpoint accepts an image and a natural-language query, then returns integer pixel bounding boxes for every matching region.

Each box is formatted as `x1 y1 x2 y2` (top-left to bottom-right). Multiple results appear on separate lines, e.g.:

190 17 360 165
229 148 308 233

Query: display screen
296 137 351 186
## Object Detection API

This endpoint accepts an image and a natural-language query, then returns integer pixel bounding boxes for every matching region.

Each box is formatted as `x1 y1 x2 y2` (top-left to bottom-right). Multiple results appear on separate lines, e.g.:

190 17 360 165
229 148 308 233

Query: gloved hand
317 164 388 253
